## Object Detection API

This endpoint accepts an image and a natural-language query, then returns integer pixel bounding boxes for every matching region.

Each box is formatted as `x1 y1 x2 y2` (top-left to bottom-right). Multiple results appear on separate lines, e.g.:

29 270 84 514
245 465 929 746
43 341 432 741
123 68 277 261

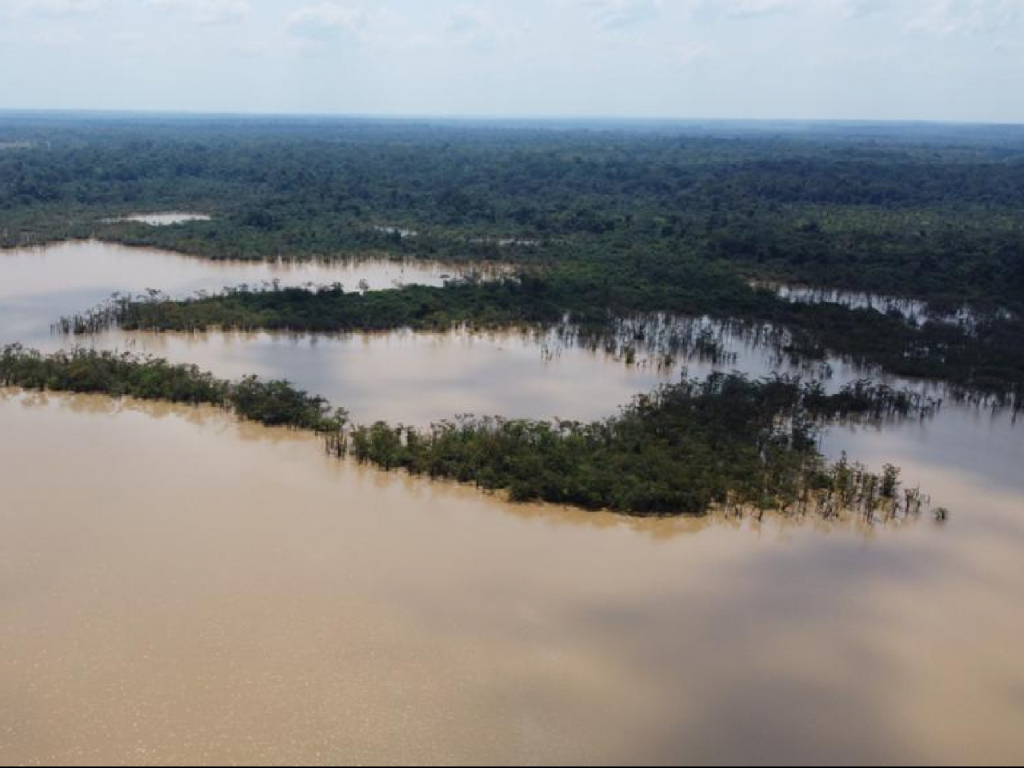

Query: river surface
1 241 1023 765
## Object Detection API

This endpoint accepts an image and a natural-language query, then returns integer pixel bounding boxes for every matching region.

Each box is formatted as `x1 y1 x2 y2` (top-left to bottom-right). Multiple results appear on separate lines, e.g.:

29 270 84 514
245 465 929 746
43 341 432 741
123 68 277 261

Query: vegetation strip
61 277 1024 407
2 345 938 520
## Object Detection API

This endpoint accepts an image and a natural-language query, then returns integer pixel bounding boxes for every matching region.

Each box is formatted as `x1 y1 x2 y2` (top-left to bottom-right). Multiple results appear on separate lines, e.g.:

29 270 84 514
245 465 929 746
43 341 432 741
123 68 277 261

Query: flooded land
0 241 664 423
2 240 1024 764
0 240 946 424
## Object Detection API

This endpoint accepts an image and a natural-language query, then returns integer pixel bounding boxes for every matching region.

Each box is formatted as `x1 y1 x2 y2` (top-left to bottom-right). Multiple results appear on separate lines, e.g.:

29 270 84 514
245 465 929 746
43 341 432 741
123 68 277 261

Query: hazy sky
0 0 1022 122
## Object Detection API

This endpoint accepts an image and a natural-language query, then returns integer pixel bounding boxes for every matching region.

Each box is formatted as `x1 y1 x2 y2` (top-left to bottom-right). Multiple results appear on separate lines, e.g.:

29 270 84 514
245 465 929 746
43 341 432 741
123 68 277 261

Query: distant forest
2 114 1023 313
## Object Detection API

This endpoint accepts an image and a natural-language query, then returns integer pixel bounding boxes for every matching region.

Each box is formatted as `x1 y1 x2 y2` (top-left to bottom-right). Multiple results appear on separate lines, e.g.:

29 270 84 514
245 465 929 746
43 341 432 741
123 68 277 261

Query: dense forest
0 344 937 520
339 373 938 518
2 114 1023 312
0 344 345 432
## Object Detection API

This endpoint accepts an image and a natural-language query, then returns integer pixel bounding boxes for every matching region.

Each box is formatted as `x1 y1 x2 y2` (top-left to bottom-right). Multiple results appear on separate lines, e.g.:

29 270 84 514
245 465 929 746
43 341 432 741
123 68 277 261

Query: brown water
1 392 1023 765
0 241 672 423
0 240 479 317
2 241 1024 764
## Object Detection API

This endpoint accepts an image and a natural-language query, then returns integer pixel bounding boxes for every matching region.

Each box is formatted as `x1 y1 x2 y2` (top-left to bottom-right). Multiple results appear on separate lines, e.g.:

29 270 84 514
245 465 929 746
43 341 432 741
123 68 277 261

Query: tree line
59 273 1024 408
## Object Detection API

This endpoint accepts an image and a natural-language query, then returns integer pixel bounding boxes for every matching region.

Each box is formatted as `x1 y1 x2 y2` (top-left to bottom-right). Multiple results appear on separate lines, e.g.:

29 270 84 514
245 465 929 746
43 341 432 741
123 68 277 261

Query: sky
0 0 1022 122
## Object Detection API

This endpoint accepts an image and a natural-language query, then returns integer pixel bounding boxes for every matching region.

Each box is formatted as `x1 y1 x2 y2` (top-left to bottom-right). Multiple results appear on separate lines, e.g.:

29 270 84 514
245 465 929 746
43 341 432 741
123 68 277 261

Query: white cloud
670 41 713 66
285 4 431 52
199 0 251 25
2 0 1022 121
575 0 871 28
445 4 500 47
691 0 804 20
578 0 665 29
31 25 85 45
19 0 101 16
286 2 365 40
688 0 893 22
146 0 252 26
838 0 888 19
447 4 488 35
907 0 1024 37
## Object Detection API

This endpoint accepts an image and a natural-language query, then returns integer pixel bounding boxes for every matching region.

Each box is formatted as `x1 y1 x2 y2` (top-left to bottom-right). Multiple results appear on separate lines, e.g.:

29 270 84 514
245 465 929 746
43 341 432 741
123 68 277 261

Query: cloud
198 0 251 25
691 0 804 20
838 0 888 19
146 0 252 26
31 26 86 45
670 41 714 66
19 0 102 16
578 0 665 29
689 0 890 22
907 0 1024 37
573 0 854 28
445 4 500 47
286 2 365 40
447 4 488 35
284 4 423 52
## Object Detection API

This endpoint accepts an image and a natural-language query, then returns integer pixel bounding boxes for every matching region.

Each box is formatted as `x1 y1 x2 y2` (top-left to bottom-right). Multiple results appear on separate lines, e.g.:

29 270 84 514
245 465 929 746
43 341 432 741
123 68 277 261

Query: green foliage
0 345 229 405
2 116 1023 312
112 278 566 333
0 345 345 433
341 372 937 517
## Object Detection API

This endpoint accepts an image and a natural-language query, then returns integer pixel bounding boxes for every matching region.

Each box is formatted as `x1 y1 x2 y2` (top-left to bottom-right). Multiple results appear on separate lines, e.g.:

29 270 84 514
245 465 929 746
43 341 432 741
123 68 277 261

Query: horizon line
2 107 1024 130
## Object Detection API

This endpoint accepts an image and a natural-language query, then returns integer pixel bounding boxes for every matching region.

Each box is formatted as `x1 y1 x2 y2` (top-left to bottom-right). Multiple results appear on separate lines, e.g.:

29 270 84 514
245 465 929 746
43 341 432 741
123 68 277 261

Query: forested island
3 113 1023 516
1 345 936 519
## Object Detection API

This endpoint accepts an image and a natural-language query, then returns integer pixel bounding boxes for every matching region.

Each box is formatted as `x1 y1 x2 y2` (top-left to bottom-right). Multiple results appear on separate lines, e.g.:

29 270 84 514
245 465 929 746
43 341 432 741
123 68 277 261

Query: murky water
0 241 475 323
1 392 1022 765
1 241 1023 764
0 241 671 423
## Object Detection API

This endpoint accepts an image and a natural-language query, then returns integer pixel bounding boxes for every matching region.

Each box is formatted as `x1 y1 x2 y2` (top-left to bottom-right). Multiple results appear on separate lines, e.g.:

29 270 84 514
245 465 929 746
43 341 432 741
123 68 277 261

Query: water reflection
757 280 1016 328
115 212 213 226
